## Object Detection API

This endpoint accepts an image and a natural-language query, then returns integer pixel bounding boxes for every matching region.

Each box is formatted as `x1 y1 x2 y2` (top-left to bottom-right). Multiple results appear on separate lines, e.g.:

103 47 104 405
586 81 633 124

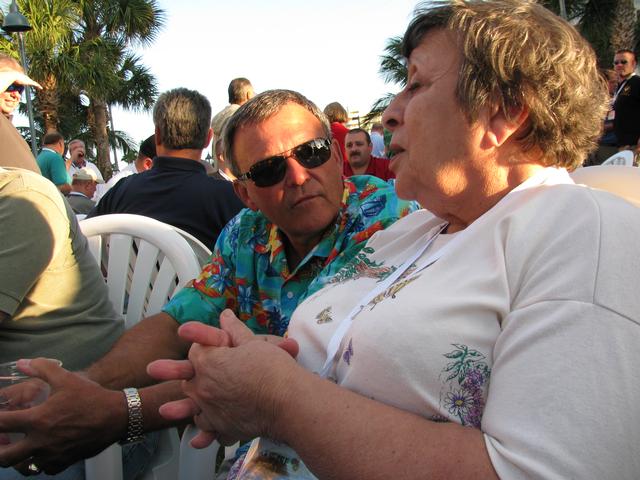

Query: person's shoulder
1 166 59 195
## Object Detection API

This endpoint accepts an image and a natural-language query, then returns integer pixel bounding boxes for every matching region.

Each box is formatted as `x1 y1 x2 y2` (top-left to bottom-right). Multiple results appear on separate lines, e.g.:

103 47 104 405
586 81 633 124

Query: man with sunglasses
162 89 417 335
0 54 40 122
612 49 640 155
0 90 416 475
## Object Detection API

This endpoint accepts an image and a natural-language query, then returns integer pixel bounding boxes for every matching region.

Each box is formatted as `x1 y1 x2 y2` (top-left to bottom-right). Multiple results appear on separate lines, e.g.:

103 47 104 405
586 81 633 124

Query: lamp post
558 0 567 20
2 0 38 156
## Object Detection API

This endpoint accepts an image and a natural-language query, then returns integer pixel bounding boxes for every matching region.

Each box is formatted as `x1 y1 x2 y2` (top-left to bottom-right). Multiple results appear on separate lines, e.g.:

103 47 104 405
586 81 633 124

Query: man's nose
284 156 311 186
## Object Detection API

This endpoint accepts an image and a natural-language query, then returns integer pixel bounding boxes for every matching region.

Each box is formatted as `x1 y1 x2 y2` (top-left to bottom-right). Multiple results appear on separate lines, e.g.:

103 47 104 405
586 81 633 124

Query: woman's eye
407 82 421 93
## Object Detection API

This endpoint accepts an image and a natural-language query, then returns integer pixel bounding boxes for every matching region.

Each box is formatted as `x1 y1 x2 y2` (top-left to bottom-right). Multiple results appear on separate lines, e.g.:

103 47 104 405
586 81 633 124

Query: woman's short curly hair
404 0 609 169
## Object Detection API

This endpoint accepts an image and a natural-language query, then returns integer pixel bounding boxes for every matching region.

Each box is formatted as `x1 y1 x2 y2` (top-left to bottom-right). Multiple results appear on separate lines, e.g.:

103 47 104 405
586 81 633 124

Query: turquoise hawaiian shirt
163 175 419 335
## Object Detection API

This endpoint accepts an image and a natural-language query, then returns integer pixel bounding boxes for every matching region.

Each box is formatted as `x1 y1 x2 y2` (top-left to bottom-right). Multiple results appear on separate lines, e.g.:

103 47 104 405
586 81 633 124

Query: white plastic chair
601 149 635 166
170 226 212 268
571 165 640 208
79 214 202 480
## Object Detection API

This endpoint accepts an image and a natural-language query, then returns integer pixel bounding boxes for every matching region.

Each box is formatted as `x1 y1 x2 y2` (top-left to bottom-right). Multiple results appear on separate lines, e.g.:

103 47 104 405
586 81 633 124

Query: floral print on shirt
439 344 491 428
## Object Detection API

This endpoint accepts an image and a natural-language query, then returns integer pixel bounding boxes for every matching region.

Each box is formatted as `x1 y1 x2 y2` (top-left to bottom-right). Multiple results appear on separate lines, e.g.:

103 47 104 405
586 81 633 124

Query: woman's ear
481 104 529 149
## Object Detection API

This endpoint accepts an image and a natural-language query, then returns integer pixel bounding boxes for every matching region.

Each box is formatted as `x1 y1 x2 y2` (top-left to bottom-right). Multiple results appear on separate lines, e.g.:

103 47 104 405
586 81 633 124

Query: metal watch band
119 387 144 445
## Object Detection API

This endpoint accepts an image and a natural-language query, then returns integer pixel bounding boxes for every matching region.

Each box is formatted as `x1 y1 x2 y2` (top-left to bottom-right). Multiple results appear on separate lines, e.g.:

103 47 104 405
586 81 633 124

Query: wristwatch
119 387 144 445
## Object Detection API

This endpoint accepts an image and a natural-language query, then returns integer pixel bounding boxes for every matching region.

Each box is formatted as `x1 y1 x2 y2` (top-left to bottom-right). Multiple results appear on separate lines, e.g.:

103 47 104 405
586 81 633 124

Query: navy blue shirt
88 156 244 250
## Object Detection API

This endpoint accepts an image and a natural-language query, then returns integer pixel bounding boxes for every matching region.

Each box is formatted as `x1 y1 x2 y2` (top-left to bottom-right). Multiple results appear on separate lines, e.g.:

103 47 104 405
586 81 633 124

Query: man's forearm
87 312 190 389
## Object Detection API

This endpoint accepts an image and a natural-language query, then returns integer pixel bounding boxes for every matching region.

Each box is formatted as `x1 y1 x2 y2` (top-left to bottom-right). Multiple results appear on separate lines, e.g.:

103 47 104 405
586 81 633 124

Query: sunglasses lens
294 139 332 168
6 83 24 94
243 138 331 187
250 156 287 187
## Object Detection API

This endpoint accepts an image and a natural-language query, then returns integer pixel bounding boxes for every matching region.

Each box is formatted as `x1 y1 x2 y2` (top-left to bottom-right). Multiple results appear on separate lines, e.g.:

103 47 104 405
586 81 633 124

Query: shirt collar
264 178 353 274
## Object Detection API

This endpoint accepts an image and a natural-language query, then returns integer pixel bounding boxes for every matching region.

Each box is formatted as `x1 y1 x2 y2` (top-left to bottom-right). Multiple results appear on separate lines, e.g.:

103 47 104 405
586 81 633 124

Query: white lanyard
319 167 567 379
320 222 448 378
613 73 635 104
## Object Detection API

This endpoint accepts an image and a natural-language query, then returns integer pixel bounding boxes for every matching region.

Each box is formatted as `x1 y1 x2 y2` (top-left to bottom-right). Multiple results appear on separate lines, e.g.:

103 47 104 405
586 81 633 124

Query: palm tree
363 36 406 126
542 0 638 66
74 0 165 179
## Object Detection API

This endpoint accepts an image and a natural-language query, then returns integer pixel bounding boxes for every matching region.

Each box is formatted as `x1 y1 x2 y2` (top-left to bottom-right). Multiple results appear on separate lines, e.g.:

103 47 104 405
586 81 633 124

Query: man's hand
148 309 299 448
0 358 126 475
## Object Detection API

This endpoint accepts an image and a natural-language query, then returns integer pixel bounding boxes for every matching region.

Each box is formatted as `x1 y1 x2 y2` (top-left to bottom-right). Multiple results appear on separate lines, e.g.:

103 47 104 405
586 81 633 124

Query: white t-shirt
94 162 137 202
290 167 640 479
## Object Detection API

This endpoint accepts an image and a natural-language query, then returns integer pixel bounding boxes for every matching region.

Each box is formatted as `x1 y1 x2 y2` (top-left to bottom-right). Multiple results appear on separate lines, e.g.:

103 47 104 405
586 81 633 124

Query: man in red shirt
344 127 395 181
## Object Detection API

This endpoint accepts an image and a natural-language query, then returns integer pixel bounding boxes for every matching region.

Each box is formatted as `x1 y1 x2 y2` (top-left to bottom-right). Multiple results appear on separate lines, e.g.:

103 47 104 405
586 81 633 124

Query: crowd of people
1 0 640 479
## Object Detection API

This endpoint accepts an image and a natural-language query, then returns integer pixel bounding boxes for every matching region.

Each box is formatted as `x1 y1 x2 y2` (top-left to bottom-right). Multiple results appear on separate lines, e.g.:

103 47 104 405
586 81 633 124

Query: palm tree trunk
36 73 60 133
90 98 113 180
609 0 636 51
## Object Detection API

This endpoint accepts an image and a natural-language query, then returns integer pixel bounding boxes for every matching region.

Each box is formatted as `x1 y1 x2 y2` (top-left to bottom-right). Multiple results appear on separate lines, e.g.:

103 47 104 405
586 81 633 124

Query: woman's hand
148 309 299 448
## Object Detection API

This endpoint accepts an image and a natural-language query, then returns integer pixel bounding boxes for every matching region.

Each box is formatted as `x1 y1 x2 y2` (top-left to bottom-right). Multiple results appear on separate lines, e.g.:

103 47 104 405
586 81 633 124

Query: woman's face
382 29 489 223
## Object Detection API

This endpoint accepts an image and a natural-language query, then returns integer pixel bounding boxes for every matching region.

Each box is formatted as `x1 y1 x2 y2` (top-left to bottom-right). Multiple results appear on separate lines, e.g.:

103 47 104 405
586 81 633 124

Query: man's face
614 52 637 79
85 180 97 198
232 103 344 249
69 142 86 165
0 83 22 117
345 131 372 172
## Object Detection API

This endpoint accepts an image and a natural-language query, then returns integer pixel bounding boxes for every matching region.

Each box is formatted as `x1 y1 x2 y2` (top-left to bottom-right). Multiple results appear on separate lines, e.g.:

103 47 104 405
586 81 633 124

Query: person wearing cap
0 53 41 122
68 167 104 215
95 134 155 202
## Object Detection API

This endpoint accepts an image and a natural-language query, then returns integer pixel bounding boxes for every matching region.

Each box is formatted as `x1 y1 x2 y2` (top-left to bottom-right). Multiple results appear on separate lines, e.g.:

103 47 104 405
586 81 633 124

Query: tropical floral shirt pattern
163 175 418 335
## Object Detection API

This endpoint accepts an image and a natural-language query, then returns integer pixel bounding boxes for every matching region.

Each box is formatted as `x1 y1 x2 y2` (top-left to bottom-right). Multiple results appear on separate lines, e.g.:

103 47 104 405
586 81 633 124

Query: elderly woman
151 1 640 478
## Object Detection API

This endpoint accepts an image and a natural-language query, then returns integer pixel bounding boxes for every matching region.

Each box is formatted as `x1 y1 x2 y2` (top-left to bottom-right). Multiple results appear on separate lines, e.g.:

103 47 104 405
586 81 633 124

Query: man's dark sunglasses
5 83 24 94
236 137 332 187
614 60 629 65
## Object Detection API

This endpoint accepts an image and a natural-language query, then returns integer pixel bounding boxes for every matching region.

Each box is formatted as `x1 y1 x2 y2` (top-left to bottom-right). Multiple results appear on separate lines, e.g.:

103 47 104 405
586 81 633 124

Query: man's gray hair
153 88 212 150
223 89 331 176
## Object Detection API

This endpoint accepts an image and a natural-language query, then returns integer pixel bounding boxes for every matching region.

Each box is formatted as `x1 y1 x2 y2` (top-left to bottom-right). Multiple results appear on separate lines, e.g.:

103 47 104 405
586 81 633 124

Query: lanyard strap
613 73 635 104
320 222 448 378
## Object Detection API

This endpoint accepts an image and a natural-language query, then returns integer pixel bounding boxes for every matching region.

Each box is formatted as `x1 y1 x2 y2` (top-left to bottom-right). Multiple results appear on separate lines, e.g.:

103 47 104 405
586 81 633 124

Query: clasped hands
148 309 300 448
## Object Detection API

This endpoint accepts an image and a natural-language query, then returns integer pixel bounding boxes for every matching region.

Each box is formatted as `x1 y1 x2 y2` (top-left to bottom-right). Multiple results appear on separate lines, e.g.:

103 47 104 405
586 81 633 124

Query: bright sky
107 0 418 156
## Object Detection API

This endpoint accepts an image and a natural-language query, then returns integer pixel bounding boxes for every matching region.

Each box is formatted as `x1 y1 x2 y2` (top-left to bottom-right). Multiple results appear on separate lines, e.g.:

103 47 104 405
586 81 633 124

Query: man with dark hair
89 88 244 250
344 127 395 181
36 131 71 195
612 49 640 153
96 134 155 201
227 77 254 106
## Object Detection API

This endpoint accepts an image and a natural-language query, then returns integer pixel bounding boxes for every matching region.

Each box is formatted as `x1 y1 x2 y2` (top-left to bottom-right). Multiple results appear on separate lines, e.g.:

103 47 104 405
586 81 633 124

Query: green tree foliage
0 0 164 179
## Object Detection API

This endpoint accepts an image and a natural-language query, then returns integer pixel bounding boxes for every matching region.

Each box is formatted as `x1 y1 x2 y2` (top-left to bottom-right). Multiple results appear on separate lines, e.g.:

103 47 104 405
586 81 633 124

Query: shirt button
286 291 294 299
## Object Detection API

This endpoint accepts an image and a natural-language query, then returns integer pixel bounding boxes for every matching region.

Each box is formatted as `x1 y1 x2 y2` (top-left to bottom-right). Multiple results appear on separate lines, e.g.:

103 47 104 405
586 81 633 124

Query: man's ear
154 126 162 148
232 181 258 211
481 104 529 149
204 128 214 149
331 139 343 164
143 158 153 170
